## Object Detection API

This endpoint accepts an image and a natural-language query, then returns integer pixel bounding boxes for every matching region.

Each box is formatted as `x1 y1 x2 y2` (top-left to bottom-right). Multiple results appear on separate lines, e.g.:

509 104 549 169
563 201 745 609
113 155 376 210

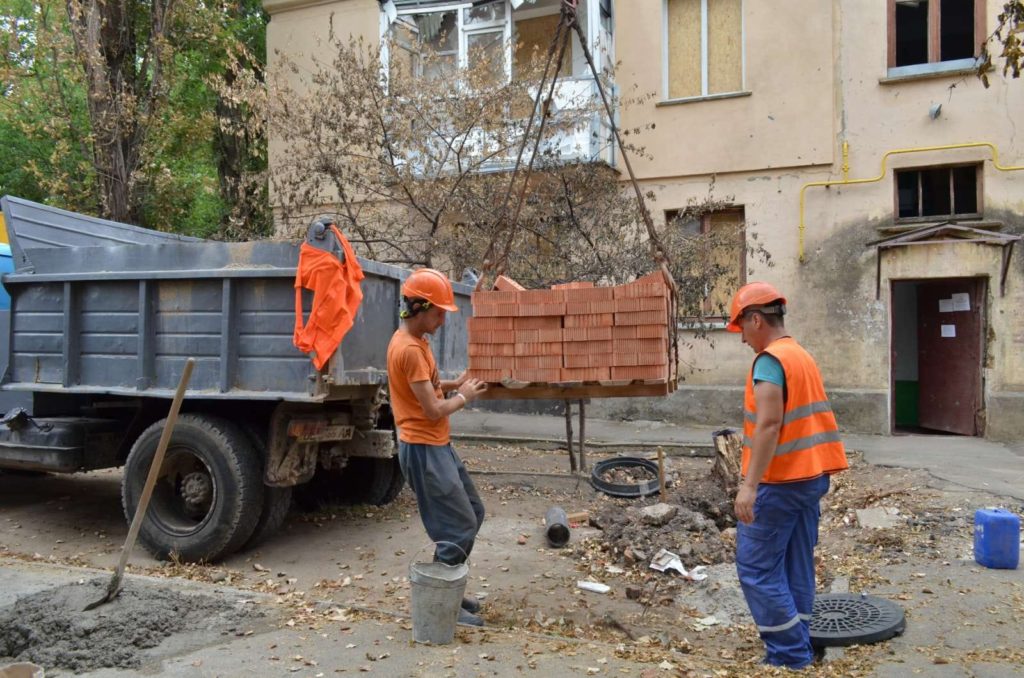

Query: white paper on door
941 324 956 338
951 292 971 312
939 299 954 313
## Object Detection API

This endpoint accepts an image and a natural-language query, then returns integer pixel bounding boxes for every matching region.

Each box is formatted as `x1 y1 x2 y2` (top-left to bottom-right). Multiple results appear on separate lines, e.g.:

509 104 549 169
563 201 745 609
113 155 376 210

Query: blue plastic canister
973 508 1020 570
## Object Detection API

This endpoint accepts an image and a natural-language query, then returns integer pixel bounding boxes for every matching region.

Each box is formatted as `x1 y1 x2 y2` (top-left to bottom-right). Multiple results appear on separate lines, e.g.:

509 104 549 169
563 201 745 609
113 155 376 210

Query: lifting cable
477 0 676 296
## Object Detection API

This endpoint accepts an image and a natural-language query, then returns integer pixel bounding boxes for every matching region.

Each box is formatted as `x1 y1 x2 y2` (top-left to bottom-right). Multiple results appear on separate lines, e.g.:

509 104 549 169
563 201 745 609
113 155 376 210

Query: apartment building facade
264 0 1024 440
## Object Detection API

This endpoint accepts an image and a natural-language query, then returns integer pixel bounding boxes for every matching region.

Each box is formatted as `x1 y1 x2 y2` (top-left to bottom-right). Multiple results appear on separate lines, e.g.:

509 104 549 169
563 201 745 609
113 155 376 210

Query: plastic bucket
0 663 45 678
409 542 469 645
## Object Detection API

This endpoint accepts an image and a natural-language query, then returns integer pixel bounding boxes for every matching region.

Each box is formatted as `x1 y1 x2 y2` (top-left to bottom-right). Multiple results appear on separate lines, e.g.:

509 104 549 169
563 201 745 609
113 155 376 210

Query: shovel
85 358 195 611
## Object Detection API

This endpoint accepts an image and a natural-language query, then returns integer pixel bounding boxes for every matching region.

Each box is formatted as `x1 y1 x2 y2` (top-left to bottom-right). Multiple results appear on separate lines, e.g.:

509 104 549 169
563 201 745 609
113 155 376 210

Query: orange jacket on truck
293 225 364 370
742 336 848 483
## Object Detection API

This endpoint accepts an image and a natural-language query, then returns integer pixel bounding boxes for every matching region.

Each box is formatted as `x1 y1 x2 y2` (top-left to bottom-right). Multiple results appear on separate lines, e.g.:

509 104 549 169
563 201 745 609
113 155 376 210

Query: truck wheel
338 457 405 506
240 425 292 550
122 414 263 562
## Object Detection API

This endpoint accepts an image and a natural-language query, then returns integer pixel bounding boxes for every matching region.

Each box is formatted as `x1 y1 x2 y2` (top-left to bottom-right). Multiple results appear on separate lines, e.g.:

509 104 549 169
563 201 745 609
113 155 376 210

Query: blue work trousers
736 474 830 669
398 441 485 565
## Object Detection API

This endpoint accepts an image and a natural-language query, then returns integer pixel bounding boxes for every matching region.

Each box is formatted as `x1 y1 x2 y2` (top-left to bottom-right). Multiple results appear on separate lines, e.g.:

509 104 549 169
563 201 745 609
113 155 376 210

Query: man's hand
458 378 487 402
734 483 757 525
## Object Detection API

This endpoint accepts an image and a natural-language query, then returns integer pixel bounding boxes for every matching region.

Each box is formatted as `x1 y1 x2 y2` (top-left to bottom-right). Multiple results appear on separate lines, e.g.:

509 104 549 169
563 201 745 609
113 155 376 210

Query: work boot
457 608 484 627
461 596 481 614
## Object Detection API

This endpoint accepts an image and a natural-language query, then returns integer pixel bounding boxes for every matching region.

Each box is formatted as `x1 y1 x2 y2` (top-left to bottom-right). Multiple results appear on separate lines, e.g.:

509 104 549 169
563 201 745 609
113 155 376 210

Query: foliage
268 16 770 324
979 0 1024 87
0 0 268 238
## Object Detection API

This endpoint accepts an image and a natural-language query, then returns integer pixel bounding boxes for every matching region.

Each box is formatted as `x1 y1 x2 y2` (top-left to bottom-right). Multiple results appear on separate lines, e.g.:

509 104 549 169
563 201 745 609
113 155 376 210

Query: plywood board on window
667 0 702 99
514 14 569 78
708 0 742 94
706 209 745 311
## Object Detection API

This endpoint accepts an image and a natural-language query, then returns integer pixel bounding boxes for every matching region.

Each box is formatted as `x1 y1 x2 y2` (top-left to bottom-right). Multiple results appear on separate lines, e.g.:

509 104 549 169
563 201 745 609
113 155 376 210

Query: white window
663 0 743 101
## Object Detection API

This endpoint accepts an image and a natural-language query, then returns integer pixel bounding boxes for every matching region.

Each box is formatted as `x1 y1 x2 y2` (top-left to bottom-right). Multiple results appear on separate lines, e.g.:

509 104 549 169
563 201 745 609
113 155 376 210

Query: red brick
635 324 669 339
516 355 562 369
474 302 518 317
635 270 672 286
562 327 589 342
611 365 669 381
472 290 518 306
614 338 668 354
566 299 616 315
469 355 492 369
489 356 516 369
564 313 614 328
613 281 670 299
612 325 637 339
468 316 514 331
517 289 565 304
469 342 514 357
615 310 668 326
514 341 562 356
514 316 562 329
614 296 668 312
552 281 595 290
560 367 610 382
514 367 561 383
563 353 589 368
518 302 566 316
494 275 525 291
561 286 614 303
515 329 540 343
564 340 612 355
586 326 613 341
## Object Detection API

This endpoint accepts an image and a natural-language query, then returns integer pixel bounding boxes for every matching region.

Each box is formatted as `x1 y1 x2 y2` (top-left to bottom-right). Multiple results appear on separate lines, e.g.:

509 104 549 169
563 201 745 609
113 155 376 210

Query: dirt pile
0 578 261 673
589 478 736 568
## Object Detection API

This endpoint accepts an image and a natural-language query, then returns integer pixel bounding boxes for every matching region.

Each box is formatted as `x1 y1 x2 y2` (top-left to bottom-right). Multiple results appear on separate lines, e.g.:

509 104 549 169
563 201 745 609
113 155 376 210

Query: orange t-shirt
386 330 450 445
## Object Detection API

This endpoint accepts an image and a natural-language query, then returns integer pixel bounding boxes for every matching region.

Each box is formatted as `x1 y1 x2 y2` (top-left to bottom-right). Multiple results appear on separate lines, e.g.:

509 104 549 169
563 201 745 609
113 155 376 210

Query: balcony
381 0 616 172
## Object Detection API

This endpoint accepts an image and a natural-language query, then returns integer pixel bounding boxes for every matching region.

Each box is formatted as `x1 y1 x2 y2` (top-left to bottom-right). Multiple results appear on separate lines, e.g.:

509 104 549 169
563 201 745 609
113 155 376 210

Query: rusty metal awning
867 222 1023 298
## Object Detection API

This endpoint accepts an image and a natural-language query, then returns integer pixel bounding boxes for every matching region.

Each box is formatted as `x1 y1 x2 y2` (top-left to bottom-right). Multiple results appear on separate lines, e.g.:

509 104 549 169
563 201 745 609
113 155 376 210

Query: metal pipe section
544 506 570 548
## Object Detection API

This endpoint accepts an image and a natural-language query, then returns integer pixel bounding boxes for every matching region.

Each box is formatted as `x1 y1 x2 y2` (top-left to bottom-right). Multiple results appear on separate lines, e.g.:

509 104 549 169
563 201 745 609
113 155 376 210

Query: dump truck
0 196 471 562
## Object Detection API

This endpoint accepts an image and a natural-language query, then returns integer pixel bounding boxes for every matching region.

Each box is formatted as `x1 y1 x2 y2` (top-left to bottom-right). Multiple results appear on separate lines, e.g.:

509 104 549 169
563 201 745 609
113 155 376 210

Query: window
665 206 745 316
889 0 983 73
895 164 981 222
664 0 743 100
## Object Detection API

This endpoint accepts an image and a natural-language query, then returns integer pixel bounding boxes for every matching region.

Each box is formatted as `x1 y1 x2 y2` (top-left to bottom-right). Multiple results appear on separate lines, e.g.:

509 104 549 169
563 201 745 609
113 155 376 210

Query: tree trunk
710 429 743 497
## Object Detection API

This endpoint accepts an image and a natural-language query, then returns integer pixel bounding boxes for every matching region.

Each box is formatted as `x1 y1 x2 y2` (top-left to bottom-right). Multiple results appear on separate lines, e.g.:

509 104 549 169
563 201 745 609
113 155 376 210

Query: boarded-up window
666 0 743 100
665 207 746 316
514 14 570 77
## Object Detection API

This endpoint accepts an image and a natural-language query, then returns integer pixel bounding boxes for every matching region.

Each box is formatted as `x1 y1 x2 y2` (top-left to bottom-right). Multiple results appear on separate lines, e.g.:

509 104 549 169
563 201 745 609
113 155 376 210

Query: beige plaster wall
615 0 835 178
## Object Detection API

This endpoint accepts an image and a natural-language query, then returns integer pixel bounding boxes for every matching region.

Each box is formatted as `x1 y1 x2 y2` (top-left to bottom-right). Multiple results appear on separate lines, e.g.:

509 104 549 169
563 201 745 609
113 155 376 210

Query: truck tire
293 456 404 510
122 414 263 562
240 425 292 550
346 456 405 506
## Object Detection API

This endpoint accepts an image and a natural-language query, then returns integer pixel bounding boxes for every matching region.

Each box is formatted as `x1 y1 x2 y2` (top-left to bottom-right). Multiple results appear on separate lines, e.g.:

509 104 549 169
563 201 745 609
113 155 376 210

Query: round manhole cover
809 593 906 648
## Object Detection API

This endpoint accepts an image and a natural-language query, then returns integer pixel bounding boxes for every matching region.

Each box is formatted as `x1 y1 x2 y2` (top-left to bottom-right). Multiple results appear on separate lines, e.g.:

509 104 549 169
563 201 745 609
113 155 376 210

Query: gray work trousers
398 441 485 565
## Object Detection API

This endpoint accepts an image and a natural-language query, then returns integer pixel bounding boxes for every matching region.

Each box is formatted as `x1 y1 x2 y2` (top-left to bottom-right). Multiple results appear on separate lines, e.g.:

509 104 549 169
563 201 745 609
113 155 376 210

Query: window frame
664 205 747 323
661 0 746 103
892 162 984 224
886 0 985 78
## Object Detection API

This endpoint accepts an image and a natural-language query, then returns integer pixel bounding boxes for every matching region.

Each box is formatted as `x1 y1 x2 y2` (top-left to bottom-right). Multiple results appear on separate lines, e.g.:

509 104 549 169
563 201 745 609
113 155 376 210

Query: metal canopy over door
917 278 985 435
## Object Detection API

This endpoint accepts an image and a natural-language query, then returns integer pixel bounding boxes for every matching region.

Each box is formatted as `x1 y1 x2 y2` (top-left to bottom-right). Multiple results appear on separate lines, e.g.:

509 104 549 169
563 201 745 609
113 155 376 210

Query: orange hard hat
401 268 459 312
726 282 787 333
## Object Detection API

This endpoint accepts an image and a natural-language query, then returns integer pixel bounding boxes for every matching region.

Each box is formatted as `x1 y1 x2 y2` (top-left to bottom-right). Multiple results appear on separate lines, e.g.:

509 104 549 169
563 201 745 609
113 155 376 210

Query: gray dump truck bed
0 196 471 403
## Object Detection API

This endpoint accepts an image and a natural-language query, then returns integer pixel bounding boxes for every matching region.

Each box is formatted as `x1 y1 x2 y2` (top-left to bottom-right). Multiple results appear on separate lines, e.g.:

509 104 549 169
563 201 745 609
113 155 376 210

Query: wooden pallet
474 377 677 401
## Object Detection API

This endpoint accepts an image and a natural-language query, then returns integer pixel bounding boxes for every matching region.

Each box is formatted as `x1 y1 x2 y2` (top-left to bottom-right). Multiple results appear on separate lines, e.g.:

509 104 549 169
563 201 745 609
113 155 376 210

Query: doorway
890 278 986 436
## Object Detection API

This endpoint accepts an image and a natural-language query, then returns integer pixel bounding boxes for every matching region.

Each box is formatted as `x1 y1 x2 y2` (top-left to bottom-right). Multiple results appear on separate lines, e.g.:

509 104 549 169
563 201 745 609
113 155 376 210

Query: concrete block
640 503 678 526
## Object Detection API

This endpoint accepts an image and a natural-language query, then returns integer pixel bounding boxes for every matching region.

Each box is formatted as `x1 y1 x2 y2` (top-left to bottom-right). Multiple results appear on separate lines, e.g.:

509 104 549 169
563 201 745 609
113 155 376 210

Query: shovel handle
115 358 195 576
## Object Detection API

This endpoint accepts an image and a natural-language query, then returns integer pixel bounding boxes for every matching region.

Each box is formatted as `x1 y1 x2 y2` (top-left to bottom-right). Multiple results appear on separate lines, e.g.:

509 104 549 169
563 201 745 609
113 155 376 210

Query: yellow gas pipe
799 141 1024 262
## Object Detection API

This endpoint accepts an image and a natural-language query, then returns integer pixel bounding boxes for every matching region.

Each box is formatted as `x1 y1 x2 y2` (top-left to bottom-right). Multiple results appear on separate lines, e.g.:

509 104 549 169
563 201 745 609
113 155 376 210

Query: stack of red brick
467 272 674 385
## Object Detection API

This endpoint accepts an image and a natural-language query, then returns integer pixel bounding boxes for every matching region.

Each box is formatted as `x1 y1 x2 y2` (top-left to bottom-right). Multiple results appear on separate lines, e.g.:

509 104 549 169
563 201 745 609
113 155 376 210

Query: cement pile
0 578 260 673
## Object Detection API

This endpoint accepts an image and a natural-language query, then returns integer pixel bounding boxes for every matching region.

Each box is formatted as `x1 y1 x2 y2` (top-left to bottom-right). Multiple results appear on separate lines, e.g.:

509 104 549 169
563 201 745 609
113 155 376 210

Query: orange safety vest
293 224 365 370
742 336 848 484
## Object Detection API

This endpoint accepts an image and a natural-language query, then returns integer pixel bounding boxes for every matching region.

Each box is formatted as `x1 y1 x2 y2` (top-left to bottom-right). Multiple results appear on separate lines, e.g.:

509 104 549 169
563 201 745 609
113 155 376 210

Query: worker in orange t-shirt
386 268 488 626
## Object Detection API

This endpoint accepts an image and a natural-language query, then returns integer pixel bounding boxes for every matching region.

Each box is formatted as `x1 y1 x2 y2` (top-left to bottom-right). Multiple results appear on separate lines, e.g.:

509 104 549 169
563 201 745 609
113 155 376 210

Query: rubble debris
640 503 677 527
577 581 611 594
856 507 903 529
649 549 708 581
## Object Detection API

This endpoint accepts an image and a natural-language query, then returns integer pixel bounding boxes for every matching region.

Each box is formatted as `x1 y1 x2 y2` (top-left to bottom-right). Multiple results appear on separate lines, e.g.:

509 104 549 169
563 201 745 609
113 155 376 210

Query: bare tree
979 1 1024 86
267 16 770 323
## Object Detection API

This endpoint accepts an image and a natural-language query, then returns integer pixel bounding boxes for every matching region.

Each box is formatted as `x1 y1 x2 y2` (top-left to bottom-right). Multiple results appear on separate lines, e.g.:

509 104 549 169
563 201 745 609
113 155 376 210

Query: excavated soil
0 578 261 673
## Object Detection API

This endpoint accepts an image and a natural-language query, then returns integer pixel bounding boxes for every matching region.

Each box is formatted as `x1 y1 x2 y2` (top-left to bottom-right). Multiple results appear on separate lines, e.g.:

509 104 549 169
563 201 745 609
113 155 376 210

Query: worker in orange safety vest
726 281 848 669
